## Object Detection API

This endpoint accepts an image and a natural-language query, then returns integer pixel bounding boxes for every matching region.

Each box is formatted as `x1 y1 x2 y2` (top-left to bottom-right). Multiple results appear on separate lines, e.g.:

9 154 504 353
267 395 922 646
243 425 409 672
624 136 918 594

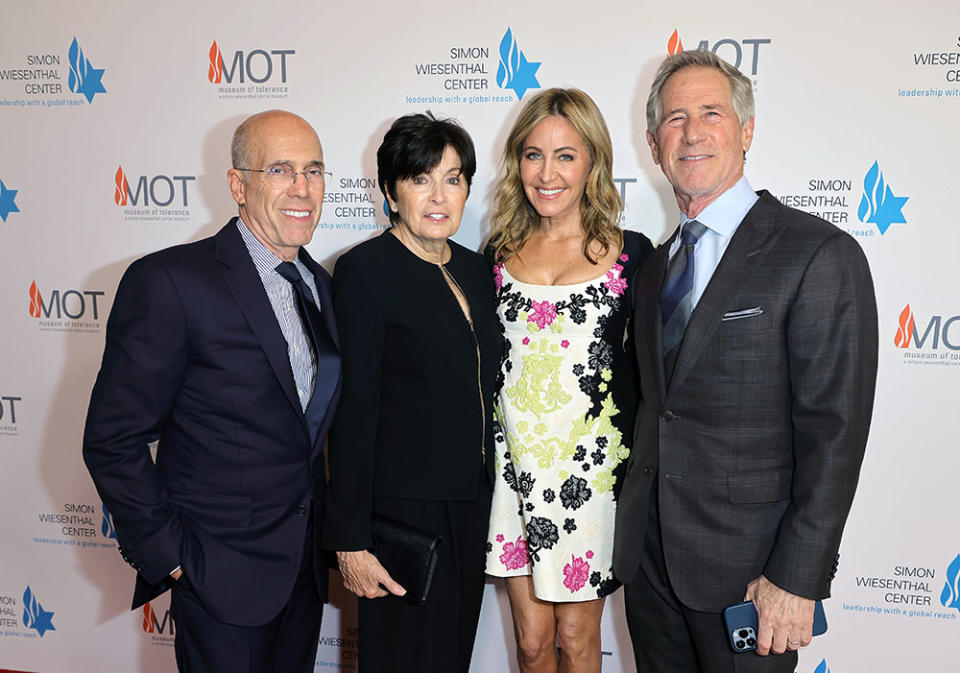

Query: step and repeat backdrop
2 1 959 671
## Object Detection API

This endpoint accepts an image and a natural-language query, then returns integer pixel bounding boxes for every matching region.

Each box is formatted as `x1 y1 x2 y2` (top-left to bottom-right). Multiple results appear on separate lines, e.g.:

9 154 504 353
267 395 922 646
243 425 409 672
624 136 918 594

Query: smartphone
722 600 827 653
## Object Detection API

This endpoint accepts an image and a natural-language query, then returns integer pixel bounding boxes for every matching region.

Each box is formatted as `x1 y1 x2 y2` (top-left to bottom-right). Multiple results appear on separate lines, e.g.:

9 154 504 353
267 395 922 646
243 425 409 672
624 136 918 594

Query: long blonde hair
490 88 623 263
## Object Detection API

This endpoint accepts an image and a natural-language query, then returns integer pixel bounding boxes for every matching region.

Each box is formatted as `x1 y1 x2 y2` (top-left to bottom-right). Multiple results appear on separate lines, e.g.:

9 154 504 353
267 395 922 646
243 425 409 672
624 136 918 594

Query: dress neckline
500 259 620 289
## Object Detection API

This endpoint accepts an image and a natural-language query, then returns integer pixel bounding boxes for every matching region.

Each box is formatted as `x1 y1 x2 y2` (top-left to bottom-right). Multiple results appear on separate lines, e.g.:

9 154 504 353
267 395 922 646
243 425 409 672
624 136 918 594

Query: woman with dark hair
322 112 500 673
484 89 654 672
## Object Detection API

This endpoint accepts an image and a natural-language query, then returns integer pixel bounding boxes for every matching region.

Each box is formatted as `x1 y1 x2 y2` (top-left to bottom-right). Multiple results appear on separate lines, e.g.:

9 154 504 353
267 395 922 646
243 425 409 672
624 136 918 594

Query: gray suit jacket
613 190 878 612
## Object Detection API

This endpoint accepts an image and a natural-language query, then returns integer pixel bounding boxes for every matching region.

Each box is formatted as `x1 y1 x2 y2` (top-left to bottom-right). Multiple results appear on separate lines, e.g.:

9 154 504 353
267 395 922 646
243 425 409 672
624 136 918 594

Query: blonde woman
485 89 653 672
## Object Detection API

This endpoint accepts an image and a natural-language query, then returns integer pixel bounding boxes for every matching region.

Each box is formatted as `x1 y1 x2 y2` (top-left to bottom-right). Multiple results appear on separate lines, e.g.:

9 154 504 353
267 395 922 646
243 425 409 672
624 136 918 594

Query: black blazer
613 191 878 612
321 231 501 551
83 219 341 626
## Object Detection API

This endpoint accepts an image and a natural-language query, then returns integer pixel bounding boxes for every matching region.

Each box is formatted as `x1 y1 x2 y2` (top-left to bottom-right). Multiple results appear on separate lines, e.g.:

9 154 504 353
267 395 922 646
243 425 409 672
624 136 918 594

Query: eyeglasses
236 164 331 187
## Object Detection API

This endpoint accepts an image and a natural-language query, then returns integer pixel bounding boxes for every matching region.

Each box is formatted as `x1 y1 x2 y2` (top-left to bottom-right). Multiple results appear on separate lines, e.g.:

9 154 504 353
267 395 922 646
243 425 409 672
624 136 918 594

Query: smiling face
388 144 468 253
519 115 592 227
647 66 754 218
228 111 325 261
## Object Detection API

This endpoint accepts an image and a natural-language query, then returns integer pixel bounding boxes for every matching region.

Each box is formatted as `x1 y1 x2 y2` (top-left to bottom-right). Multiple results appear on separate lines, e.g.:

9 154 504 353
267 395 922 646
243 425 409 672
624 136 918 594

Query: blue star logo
67 37 107 104
857 160 908 235
496 28 541 100
0 181 19 222
22 586 56 638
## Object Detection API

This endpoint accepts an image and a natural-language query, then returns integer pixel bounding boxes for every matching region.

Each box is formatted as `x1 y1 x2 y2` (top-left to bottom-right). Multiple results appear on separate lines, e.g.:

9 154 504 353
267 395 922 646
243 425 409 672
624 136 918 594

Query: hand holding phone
723 600 827 653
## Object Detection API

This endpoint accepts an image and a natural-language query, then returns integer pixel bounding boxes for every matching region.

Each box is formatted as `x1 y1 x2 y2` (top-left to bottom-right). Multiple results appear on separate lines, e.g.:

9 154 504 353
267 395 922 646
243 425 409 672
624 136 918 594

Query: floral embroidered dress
485 231 653 601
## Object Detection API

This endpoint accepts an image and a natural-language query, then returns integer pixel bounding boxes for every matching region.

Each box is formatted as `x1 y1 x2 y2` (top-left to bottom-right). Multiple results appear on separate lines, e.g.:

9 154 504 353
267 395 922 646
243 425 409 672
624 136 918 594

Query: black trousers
623 484 796 673
358 476 493 673
170 528 323 673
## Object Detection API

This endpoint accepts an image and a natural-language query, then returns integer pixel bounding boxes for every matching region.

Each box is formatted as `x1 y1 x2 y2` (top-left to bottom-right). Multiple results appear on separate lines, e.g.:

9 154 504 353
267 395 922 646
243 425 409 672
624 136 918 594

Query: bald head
231 110 321 170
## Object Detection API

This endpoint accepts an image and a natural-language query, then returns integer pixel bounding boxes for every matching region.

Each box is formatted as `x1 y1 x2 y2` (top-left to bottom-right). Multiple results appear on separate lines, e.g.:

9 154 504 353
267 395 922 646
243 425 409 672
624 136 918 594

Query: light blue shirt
237 219 319 410
667 175 759 310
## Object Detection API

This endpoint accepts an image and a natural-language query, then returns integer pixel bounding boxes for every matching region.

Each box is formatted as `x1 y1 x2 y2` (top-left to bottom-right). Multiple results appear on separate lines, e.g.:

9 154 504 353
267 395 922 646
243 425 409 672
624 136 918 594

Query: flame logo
858 161 883 224
68 37 88 94
22 586 54 636
668 29 684 55
29 281 42 318
142 602 155 633
894 304 915 348
496 28 519 90
814 659 830 673
208 41 224 83
23 586 39 628
101 503 118 540
114 165 129 206
940 554 960 612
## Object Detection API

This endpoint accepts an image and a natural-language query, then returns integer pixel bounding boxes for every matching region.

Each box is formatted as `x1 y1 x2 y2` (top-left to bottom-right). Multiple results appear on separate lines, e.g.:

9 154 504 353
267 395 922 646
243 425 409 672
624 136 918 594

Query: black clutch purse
371 514 441 605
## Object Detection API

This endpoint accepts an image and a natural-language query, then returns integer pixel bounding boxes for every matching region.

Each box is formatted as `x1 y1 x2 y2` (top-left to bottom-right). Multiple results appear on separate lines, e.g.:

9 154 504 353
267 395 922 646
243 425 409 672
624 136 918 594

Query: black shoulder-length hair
376 111 477 226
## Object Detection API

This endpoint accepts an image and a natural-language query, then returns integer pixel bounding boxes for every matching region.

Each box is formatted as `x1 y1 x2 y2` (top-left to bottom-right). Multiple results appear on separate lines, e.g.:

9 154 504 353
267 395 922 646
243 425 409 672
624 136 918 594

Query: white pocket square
722 307 764 321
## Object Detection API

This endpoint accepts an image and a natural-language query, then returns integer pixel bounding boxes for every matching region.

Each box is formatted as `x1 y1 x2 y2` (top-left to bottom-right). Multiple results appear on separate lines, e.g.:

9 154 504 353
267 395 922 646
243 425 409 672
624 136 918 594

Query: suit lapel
642 234 674 404
667 192 783 395
214 220 305 424
298 248 341 446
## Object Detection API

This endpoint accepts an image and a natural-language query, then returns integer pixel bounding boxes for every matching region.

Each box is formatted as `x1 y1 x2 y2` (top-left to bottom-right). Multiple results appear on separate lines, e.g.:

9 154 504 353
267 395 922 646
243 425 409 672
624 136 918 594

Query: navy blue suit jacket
83 219 340 627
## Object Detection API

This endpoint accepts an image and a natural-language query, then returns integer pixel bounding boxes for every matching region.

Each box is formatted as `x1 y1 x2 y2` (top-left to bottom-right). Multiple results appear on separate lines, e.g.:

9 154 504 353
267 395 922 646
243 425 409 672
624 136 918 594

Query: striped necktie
660 220 707 381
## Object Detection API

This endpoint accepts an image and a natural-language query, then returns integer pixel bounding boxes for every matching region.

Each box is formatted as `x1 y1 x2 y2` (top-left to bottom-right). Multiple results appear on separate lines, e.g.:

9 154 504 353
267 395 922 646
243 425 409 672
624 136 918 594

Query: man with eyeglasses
83 110 341 673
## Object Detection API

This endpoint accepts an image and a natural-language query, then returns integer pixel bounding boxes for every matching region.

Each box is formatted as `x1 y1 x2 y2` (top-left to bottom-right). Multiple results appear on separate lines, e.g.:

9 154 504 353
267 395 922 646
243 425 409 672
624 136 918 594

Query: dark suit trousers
357 475 492 673
170 521 323 673
623 484 796 673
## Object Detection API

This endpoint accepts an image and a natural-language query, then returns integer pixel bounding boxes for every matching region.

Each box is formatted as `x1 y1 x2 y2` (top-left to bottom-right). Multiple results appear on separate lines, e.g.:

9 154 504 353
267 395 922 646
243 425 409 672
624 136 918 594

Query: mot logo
114 166 196 207
895 304 960 351
142 602 174 635
665 29 771 76
28 281 105 320
208 40 295 84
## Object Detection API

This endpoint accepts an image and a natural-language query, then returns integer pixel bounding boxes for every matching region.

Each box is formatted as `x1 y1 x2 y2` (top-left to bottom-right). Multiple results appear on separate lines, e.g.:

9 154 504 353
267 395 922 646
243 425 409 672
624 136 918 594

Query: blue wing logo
496 28 541 100
940 553 960 612
22 586 56 637
857 160 908 235
67 37 107 104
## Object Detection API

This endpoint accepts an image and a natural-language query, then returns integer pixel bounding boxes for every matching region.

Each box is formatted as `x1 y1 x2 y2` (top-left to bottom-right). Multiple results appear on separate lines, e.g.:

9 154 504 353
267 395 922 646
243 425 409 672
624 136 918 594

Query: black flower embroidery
525 502 535 512
573 445 586 461
542 488 555 503
581 463 591 472
590 571 602 587
503 462 518 492
516 471 535 498
591 448 606 465
596 436 608 449
587 340 613 370
504 307 519 323
570 306 587 324
572 364 584 376
526 517 559 555
560 476 592 510
563 518 577 533
579 375 598 396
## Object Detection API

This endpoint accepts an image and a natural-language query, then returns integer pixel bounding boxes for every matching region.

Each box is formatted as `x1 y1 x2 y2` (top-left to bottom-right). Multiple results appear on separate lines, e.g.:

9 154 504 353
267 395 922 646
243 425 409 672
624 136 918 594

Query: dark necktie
275 261 325 400
660 220 707 381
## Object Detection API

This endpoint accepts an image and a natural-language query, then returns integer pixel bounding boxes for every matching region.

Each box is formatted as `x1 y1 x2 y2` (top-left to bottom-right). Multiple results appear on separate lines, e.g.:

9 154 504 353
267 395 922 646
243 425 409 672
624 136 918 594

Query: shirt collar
681 175 758 239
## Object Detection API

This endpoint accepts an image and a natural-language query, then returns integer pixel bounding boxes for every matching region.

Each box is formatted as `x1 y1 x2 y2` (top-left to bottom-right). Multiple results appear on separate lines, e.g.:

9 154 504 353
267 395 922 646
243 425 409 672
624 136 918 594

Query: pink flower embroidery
561 340 570 348
496 534 504 542
586 550 594 559
563 555 590 593
493 263 504 291
500 536 529 571
619 253 629 262
527 300 557 329
522 336 530 345
603 267 628 296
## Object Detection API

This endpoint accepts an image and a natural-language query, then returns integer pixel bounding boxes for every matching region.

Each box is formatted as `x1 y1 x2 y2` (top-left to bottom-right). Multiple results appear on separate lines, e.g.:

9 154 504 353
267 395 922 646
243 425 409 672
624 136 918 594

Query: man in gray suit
613 50 878 672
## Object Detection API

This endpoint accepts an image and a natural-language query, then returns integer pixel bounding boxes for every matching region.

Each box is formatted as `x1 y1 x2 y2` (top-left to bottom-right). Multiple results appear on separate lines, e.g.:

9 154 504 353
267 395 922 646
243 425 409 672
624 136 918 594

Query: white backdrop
2 1 959 671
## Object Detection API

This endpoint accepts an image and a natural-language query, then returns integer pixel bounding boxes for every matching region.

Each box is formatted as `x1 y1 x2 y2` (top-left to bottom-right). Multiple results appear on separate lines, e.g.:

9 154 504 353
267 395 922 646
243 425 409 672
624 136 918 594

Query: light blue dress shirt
237 218 319 410
666 175 759 310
